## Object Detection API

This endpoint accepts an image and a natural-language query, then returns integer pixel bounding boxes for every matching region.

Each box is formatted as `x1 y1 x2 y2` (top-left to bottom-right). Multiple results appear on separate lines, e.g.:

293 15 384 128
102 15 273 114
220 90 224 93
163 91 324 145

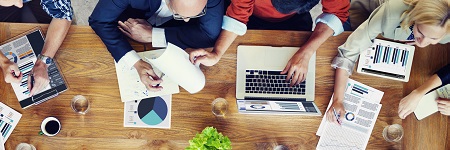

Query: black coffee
45 120 60 135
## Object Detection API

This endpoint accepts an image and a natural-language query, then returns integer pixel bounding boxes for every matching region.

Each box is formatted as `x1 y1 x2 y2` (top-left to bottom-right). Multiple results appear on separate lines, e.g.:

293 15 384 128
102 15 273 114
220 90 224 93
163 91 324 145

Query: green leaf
186 127 232 150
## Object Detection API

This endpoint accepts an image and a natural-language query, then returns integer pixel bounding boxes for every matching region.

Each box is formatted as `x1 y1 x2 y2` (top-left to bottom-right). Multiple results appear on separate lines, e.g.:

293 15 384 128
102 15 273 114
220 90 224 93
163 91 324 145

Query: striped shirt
41 0 73 21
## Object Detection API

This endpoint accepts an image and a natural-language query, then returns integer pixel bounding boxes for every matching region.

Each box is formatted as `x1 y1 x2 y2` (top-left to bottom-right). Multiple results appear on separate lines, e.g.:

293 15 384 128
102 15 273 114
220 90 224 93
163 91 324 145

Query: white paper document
0 102 22 143
115 50 180 102
147 43 205 94
316 79 383 150
123 95 171 129
414 84 450 120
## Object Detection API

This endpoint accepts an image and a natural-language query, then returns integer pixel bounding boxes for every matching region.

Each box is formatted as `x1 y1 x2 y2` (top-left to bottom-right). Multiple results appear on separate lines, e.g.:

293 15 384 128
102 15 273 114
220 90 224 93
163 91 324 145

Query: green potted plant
186 126 232 150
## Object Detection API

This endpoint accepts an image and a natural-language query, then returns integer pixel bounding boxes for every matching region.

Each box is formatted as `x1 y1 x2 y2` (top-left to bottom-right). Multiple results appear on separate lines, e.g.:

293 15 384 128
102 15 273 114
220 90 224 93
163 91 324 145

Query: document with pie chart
123 95 171 128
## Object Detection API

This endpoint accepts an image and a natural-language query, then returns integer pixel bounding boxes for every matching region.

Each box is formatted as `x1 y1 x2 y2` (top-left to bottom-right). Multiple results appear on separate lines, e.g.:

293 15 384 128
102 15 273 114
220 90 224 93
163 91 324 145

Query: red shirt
226 0 350 24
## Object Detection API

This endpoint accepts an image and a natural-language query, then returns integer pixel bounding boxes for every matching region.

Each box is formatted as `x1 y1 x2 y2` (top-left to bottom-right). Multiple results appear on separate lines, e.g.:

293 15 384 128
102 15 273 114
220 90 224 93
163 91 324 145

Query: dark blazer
437 64 450 86
89 0 224 62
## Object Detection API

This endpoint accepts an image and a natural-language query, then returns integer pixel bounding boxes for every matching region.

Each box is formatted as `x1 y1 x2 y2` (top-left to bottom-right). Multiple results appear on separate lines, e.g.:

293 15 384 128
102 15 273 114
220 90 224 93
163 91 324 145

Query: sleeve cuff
152 28 168 47
222 16 247 36
331 56 355 75
316 13 344 36
118 50 141 69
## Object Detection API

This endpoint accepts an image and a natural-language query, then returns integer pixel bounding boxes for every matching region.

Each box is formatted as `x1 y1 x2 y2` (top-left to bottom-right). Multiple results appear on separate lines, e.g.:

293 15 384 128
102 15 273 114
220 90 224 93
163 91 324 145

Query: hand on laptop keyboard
281 51 311 86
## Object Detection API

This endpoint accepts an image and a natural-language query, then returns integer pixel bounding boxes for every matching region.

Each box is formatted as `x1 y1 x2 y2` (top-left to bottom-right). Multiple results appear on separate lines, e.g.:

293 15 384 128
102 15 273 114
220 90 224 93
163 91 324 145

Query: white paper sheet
316 79 383 150
0 102 22 144
147 43 205 93
414 84 450 120
115 50 180 102
123 95 171 128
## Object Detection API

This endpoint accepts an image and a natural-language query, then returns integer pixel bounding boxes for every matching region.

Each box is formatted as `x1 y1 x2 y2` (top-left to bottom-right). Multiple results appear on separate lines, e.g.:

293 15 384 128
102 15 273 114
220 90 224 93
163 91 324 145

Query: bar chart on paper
0 102 22 144
357 39 415 81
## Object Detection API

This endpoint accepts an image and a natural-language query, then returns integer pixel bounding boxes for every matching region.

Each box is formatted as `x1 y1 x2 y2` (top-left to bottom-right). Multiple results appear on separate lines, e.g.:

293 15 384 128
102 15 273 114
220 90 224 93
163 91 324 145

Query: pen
155 73 164 87
333 108 342 125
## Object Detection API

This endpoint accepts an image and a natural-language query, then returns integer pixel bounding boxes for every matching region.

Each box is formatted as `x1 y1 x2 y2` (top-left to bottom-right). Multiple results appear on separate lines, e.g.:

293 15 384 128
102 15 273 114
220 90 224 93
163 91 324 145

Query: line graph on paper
317 124 368 150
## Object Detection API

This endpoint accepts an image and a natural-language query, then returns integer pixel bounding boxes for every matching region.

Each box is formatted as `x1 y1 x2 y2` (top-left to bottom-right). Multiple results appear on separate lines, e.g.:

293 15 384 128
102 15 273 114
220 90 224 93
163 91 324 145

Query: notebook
0 28 68 109
236 45 321 115
357 39 415 82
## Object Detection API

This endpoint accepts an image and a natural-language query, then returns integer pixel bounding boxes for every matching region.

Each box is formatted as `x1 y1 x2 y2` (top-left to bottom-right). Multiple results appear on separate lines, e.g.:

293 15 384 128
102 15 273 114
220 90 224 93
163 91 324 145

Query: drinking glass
382 124 404 142
15 143 36 150
71 95 90 114
212 98 228 117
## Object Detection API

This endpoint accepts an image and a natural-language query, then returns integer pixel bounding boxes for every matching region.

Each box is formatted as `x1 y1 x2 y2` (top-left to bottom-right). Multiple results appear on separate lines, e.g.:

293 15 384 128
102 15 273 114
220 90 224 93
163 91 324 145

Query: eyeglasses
171 6 207 20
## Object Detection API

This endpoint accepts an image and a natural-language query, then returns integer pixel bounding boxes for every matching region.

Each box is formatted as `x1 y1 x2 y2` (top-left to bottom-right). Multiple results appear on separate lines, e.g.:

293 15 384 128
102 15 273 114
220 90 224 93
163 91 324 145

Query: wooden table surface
0 23 448 149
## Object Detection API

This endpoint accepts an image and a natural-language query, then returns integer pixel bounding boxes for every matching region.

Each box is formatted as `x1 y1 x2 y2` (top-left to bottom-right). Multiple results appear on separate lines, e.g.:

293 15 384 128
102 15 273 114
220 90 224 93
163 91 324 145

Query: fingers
28 75 50 96
118 21 130 31
118 26 132 38
285 67 294 84
290 70 299 87
15 0 23 8
281 63 290 74
189 49 207 64
398 108 412 119
193 56 208 66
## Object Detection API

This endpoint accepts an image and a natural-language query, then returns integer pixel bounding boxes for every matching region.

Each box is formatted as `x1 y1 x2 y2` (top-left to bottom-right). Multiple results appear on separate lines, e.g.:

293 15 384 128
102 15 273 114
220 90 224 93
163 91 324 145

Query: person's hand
326 100 345 125
281 49 313 86
0 0 23 8
133 60 163 91
437 98 450 116
398 90 424 119
189 49 221 66
0 60 22 83
27 60 49 95
118 18 153 43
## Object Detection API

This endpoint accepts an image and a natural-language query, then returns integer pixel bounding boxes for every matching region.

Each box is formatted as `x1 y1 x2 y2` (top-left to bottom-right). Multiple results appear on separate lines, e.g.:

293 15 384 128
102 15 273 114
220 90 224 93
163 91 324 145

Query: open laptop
357 39 415 82
236 45 321 116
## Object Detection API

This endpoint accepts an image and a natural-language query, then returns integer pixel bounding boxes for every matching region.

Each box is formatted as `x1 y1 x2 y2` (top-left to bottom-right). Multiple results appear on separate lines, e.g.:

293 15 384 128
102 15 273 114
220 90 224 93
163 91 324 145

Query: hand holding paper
148 43 206 93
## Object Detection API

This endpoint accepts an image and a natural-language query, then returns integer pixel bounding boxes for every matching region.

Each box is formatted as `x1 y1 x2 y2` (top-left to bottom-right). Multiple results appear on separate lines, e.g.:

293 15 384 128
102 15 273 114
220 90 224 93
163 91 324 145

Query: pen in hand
155 73 164 87
333 108 342 125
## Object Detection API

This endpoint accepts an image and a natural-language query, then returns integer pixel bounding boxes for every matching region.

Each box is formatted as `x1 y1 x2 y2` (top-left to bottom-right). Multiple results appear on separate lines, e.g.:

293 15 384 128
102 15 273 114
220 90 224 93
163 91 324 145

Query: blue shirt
41 0 73 21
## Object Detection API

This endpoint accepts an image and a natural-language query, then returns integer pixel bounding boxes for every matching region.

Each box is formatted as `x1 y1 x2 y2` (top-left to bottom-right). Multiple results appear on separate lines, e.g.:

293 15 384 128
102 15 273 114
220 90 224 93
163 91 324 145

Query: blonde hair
401 0 450 32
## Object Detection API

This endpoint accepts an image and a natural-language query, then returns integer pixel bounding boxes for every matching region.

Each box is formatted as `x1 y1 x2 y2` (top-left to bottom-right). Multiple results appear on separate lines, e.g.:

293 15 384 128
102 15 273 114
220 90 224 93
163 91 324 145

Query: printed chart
124 95 171 128
0 102 22 143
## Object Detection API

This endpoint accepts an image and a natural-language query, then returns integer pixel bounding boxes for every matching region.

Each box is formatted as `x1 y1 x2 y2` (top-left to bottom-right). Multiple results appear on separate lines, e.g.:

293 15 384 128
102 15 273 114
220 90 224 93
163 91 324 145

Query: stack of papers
316 79 384 150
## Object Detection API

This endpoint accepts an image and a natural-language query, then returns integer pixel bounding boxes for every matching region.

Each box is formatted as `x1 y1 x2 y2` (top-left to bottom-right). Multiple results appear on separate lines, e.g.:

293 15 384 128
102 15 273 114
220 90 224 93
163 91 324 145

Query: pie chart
4 52 17 63
137 97 168 125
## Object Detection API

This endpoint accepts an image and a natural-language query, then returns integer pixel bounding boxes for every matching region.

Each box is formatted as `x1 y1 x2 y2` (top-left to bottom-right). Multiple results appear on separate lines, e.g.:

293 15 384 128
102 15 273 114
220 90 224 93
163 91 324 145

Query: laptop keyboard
245 69 306 95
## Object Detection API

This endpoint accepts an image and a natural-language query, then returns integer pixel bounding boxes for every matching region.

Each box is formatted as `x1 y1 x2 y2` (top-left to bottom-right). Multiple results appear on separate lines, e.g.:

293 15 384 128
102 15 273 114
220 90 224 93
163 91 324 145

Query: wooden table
0 23 448 149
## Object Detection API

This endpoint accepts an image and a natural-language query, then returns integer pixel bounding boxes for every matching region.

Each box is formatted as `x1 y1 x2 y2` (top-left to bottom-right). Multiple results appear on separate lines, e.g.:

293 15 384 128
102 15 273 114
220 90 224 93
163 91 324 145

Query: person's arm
189 0 253 66
89 0 163 91
0 53 22 83
327 0 395 123
398 74 442 118
398 64 450 118
281 0 350 86
28 18 71 95
326 69 348 125
281 23 335 86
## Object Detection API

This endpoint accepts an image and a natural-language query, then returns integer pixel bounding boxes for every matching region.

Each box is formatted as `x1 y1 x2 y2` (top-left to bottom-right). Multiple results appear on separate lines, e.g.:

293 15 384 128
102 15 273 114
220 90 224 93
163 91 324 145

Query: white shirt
119 0 171 68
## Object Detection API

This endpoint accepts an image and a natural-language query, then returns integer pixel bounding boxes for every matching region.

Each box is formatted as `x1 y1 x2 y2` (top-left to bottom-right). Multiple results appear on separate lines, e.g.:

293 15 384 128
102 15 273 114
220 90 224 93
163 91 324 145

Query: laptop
236 45 321 116
1 28 68 109
357 39 415 82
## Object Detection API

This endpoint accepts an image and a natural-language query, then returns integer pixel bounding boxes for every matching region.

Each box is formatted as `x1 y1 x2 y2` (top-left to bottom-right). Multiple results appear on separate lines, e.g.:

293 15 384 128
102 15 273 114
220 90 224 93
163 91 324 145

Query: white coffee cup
39 117 61 136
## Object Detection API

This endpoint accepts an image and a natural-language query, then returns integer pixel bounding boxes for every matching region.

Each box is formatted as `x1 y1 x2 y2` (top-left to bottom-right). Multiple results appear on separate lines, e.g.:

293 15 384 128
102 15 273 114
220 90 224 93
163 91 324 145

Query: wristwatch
37 54 53 66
